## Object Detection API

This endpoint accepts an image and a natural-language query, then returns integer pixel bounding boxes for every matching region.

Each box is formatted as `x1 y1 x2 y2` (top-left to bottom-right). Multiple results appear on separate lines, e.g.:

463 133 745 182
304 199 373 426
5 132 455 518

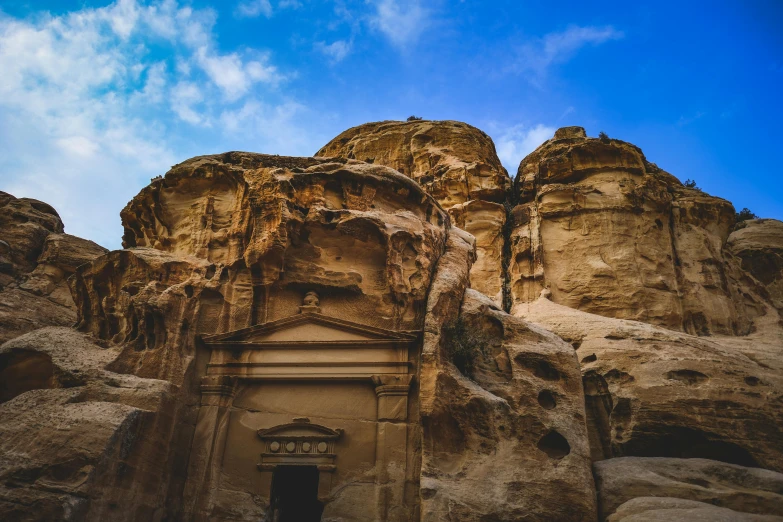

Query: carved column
182 375 238 521
372 374 413 522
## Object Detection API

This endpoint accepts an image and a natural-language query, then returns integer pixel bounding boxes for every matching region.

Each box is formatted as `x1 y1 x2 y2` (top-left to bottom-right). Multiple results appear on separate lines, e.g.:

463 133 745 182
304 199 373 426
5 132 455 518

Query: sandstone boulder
0 327 179 522
607 497 783 522
594 457 783 520
420 287 596 521
317 120 510 304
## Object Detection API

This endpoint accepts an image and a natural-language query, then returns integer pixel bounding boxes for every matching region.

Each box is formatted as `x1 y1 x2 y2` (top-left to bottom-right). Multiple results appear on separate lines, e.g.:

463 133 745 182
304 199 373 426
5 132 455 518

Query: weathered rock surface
594 457 783 520
607 497 783 522
0 192 107 344
0 327 180 522
727 219 783 312
517 295 783 472
64 153 450 521
317 120 510 304
420 283 596 521
510 128 762 336
120 152 447 331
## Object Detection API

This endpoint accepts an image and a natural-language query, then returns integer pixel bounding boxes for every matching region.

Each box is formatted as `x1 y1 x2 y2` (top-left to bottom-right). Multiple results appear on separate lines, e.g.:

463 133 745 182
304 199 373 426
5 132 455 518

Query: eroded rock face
120 153 447 331
518 296 783 473
62 153 450 521
0 192 107 344
510 128 757 336
0 327 180 522
727 219 783 312
2 122 783 522
317 120 510 304
419 286 596 520
594 457 783 520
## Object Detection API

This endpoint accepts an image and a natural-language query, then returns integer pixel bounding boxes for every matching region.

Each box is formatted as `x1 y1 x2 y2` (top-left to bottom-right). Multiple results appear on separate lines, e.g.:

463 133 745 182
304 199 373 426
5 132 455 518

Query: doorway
270 465 324 522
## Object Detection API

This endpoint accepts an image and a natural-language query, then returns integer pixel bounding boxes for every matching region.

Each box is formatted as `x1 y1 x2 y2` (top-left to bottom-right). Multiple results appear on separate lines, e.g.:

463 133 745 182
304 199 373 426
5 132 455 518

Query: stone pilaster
372 374 413 521
182 375 238 521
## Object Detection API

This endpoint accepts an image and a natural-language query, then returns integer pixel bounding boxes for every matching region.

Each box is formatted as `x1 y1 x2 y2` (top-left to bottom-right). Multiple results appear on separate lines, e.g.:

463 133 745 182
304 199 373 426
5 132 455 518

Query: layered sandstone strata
317 120 510 304
0 192 107 343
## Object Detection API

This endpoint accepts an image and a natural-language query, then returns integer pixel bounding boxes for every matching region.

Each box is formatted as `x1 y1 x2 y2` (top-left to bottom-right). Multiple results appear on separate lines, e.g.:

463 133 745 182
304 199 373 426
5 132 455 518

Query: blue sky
1 0 781 249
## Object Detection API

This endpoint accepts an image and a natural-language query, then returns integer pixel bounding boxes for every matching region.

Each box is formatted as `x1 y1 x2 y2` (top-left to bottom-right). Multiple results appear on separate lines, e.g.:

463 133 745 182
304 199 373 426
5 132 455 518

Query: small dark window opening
270 465 323 522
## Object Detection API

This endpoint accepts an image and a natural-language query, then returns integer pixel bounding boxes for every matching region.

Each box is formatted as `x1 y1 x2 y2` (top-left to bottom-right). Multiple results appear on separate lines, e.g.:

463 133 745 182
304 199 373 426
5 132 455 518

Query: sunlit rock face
317 120 510 305
510 127 760 336
727 218 783 312
119 153 448 332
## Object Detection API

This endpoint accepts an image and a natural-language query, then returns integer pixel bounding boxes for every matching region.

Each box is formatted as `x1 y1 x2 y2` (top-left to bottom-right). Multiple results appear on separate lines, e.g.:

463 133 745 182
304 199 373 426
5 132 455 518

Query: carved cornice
372 374 413 397
200 375 238 397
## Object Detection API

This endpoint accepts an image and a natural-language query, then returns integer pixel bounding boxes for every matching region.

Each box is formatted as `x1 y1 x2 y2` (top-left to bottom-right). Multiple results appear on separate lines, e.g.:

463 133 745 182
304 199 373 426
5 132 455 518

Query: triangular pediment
258 420 342 440
202 312 417 345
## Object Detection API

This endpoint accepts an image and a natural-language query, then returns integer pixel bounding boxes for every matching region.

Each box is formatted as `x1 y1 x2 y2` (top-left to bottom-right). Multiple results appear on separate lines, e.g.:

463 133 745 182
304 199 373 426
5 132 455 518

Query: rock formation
0 192 107 344
1 122 782 522
317 120 510 305
510 127 762 336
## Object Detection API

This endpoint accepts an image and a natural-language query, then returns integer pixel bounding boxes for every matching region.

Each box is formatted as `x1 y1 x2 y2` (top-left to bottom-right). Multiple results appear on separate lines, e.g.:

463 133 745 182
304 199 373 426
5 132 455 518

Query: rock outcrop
518 295 783 472
0 192 107 344
420 288 596 521
510 127 762 336
594 457 783 520
727 218 783 312
317 121 510 304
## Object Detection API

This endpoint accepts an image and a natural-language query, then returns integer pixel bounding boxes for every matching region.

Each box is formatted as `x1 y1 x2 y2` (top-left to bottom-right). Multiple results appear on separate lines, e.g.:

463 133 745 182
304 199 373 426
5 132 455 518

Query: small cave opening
537 431 571 459
537 390 557 410
270 465 323 522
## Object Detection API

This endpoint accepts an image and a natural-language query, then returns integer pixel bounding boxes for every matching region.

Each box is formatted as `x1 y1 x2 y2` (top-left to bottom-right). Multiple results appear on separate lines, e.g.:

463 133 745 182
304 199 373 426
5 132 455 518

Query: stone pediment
257 418 342 440
201 312 417 346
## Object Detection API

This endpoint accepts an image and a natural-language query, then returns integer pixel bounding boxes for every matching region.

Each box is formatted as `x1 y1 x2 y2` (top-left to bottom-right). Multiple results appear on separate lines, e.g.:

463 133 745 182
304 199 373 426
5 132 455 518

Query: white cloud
235 0 273 19
508 25 624 83
369 0 430 48
492 124 556 174
315 39 352 63
0 0 298 249
195 46 282 101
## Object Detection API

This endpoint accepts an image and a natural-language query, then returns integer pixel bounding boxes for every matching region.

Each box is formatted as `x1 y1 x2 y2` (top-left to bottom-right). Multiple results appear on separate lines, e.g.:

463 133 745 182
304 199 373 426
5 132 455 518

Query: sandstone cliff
510 126 764 336
1 121 782 522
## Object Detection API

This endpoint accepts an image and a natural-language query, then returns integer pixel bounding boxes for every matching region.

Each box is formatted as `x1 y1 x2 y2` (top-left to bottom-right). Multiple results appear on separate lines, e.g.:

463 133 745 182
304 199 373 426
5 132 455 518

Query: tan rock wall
0 192 107 344
510 128 757 336
418 226 596 522
317 121 510 304
518 296 783 473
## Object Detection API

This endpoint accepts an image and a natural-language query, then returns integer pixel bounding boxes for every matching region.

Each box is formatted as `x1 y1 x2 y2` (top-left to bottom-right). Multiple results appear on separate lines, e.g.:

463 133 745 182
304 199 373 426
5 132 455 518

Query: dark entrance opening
270 465 323 522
